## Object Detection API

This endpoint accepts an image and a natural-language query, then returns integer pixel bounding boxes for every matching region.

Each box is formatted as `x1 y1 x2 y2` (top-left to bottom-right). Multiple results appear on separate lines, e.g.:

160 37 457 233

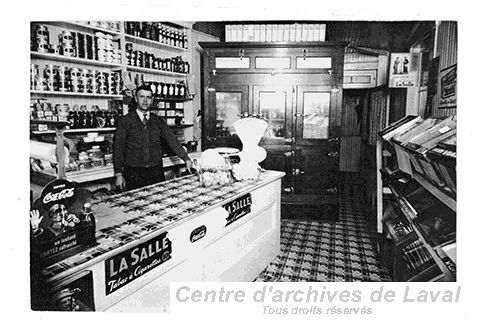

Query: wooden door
293 85 342 199
339 93 364 172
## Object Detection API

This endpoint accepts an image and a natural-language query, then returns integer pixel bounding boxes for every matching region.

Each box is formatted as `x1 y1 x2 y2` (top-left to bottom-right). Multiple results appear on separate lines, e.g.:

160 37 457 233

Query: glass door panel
260 91 287 139
295 85 335 145
215 92 242 137
302 92 330 139
205 84 249 149
253 85 293 145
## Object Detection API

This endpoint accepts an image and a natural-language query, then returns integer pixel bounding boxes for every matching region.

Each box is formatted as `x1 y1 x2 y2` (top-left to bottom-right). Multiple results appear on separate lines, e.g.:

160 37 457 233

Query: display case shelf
154 96 194 102
31 91 123 99
125 34 188 51
31 51 122 68
126 65 188 77
32 127 116 135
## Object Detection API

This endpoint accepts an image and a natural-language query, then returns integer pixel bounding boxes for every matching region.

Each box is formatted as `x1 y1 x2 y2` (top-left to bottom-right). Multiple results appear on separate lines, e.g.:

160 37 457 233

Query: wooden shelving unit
30 21 194 183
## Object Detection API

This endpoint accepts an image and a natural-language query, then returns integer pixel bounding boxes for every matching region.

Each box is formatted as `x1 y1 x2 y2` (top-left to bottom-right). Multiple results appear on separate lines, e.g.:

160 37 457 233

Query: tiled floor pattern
254 183 392 282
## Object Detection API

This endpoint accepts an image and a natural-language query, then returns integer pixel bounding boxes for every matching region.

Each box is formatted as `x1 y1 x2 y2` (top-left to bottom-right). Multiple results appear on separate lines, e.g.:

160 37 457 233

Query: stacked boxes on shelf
225 23 326 42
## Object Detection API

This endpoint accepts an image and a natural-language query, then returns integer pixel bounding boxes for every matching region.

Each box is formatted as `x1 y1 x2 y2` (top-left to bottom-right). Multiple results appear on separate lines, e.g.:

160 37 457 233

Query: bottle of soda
72 110 79 129
85 111 92 128
78 202 96 246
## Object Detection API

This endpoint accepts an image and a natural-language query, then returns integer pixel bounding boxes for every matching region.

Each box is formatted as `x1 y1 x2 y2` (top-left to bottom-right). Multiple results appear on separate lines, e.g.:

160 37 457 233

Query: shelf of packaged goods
125 34 188 51
126 65 188 77
31 91 123 99
32 127 116 135
34 152 202 183
383 214 416 245
387 180 455 281
412 171 456 212
410 222 455 281
31 51 123 68
37 21 122 38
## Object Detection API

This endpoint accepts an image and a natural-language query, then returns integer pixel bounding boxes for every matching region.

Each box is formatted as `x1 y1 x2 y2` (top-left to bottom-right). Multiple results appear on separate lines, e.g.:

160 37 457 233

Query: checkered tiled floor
254 182 392 282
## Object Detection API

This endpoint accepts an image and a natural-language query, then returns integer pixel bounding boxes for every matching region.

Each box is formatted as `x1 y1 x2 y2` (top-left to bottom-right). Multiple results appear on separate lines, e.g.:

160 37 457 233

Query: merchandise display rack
376 116 456 282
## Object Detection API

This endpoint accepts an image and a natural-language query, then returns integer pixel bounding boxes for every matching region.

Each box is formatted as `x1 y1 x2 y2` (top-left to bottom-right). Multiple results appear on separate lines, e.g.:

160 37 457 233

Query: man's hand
185 160 192 173
30 209 43 234
116 174 126 191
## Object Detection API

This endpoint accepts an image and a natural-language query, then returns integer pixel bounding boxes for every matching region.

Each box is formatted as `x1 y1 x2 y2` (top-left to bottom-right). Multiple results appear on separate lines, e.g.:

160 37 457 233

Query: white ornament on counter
232 117 268 180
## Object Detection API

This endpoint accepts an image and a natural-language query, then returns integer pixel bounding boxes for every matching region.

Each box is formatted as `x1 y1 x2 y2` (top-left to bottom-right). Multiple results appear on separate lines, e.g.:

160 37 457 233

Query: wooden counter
35 170 285 311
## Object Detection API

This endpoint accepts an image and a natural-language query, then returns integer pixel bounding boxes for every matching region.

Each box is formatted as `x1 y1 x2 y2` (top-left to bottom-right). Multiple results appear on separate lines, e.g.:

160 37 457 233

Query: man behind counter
113 84 192 191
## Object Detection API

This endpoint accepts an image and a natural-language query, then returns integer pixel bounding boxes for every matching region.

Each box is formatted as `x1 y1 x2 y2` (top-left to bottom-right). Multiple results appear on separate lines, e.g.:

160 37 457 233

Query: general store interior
29 19 457 311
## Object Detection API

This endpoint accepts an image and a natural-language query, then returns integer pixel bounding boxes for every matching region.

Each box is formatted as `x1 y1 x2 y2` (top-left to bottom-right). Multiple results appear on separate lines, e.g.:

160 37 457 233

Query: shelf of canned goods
30 21 195 183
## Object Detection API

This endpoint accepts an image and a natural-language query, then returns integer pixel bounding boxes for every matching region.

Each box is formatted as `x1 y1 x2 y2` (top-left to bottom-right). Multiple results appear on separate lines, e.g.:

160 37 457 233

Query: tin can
44 64 55 91
62 45 75 57
58 30 74 46
91 70 99 94
30 64 39 90
70 67 81 92
81 69 91 93
97 72 107 94
35 25 49 50
57 66 69 92
37 42 49 53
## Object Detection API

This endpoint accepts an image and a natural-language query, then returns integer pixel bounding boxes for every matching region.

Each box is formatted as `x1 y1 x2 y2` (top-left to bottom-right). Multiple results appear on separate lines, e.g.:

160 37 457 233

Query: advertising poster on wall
389 53 416 87
438 64 457 108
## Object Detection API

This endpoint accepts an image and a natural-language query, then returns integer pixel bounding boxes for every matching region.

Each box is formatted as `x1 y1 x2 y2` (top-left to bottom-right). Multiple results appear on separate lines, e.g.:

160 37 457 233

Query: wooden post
56 128 66 179
376 138 383 234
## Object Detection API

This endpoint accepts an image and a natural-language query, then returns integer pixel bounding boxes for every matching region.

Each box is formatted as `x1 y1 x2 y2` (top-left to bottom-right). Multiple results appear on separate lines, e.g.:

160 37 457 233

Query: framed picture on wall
389 53 417 88
438 64 457 109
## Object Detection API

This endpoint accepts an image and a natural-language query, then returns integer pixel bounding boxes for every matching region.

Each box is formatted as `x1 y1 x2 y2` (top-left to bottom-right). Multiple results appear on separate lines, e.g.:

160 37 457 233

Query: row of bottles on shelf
67 109 120 129
32 25 122 64
130 73 190 99
148 81 189 99
126 44 190 73
31 64 123 95
125 22 188 49
30 99 121 130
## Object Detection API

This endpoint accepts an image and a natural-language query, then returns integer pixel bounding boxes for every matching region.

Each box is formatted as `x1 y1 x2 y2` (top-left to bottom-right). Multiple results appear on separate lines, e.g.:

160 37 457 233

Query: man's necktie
142 113 148 126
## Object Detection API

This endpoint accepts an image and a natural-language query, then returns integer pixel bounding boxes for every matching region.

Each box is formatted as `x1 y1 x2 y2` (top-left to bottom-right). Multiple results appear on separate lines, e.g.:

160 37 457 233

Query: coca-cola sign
40 179 76 210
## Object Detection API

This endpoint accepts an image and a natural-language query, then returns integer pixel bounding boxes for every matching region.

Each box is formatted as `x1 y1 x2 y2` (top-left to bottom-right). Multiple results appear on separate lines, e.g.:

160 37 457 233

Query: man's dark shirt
113 111 189 174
